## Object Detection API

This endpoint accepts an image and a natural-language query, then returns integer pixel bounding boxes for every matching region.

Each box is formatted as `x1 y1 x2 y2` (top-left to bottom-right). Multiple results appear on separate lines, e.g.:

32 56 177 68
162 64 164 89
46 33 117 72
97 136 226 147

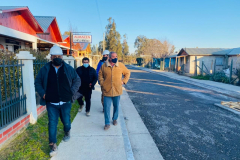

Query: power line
95 0 104 33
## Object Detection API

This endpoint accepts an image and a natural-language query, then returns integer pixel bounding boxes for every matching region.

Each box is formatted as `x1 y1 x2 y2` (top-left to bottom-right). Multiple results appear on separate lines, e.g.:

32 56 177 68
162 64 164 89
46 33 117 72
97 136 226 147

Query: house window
216 57 224 66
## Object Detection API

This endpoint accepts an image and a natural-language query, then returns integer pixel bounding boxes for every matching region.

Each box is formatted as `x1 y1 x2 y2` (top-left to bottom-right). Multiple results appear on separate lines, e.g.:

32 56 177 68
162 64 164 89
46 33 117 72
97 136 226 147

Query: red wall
0 11 37 36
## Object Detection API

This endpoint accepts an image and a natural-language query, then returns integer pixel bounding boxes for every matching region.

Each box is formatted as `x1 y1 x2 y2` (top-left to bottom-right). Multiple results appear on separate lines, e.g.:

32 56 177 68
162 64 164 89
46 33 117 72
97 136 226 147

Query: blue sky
2 0 240 53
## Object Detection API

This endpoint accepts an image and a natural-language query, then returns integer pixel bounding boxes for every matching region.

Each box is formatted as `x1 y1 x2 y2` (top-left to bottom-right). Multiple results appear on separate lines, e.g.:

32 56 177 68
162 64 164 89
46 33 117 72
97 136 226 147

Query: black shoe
49 143 58 157
63 131 70 142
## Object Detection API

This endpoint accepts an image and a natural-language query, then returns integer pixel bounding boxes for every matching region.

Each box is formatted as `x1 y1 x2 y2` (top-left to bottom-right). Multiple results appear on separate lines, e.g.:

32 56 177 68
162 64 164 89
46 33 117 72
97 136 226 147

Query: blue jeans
104 96 120 125
46 102 72 143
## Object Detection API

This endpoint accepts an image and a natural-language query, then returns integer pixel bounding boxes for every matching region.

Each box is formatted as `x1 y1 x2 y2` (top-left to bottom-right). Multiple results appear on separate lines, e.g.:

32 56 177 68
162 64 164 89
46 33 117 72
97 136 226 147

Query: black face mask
102 57 108 61
111 58 117 63
52 58 63 66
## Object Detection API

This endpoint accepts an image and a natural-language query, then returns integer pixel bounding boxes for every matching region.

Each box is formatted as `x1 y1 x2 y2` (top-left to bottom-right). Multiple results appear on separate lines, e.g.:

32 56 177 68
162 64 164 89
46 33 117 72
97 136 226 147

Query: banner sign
73 35 92 43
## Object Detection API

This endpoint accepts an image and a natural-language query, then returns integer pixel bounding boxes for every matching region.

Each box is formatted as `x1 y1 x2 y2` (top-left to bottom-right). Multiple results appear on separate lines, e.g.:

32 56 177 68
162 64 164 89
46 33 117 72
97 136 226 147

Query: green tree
98 41 104 55
134 35 148 57
91 45 99 55
105 17 123 59
122 34 129 56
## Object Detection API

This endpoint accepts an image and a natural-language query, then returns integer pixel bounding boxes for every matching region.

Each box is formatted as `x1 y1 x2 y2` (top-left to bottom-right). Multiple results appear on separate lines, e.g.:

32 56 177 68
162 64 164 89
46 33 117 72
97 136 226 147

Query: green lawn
0 101 79 160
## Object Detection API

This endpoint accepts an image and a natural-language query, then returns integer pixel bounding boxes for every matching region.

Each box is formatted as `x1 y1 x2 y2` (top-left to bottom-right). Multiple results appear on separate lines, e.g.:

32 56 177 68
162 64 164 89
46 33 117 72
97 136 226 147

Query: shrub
191 75 210 80
235 69 240 86
211 71 229 83
16 49 49 60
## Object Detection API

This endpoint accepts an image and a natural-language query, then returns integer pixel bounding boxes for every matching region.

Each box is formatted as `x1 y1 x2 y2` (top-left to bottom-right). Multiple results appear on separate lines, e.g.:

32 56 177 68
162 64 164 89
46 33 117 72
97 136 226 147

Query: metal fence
195 58 240 85
0 60 27 129
33 59 49 79
74 60 77 69
33 59 49 105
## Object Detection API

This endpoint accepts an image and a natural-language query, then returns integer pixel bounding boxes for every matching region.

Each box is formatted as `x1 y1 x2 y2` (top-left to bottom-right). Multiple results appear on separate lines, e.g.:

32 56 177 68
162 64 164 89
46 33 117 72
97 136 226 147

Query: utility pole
70 32 72 55
103 32 105 51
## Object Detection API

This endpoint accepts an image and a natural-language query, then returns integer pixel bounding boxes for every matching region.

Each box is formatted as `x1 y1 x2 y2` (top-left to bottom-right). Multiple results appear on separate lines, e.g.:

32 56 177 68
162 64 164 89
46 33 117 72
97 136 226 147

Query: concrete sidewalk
131 65 240 99
52 85 163 160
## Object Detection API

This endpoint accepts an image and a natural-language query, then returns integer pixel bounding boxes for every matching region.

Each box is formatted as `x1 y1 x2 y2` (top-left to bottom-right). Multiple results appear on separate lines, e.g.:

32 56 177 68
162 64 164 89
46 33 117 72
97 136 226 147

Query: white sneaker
78 105 84 112
86 112 90 116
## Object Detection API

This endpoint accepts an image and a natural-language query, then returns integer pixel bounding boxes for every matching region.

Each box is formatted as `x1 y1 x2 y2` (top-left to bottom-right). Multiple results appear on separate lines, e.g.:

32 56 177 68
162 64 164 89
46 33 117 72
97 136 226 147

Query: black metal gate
0 60 26 129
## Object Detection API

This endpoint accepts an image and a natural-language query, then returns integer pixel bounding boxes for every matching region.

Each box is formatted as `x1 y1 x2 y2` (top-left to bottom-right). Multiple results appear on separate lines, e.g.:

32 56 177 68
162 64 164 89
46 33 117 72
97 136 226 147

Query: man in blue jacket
35 45 81 157
96 50 109 112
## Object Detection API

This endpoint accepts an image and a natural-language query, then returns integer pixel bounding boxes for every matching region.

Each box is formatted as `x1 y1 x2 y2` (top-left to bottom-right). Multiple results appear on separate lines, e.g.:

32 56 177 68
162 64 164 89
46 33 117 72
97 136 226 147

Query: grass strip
191 75 210 80
0 101 79 160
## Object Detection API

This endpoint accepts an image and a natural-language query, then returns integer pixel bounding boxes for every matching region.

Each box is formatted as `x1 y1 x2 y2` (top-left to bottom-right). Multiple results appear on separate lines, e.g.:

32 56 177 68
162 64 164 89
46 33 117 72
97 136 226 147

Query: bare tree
135 36 175 58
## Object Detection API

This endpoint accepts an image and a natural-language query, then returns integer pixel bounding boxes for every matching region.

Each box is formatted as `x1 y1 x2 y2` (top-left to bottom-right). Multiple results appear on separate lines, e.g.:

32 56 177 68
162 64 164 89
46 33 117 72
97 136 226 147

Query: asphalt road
125 66 240 160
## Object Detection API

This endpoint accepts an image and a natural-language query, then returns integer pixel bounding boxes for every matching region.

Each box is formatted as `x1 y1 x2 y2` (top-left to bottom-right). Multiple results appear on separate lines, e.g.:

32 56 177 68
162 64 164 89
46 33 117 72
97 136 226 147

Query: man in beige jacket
98 52 130 130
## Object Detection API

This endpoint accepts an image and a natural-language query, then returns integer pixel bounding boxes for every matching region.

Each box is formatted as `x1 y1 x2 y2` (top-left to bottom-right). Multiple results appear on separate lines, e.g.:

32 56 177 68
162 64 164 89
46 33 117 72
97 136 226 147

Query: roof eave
2 7 28 13
52 18 63 42
2 7 44 33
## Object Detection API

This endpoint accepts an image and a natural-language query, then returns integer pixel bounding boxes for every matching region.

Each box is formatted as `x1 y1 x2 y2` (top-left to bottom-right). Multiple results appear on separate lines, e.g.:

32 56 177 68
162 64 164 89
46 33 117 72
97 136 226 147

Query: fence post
63 55 75 68
229 59 233 83
225 55 229 69
74 57 81 68
184 56 186 73
16 51 37 124
175 57 177 72
194 56 197 76
162 58 165 71
169 58 171 71
214 59 216 76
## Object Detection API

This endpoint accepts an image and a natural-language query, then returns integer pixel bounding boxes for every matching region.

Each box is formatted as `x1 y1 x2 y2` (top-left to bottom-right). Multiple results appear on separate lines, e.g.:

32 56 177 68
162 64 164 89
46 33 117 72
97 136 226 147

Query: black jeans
77 89 92 112
46 102 72 143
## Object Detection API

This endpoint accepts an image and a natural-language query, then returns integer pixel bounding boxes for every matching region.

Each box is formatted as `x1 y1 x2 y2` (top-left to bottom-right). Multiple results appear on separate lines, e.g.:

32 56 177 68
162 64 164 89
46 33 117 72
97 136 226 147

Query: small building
0 6 81 55
177 48 233 75
78 43 91 57
0 6 44 51
34 16 63 50
164 54 177 70
227 48 240 70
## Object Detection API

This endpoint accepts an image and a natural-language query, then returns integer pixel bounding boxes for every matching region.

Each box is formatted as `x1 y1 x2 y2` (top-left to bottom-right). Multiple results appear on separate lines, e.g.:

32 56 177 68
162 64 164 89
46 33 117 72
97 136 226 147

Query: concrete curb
121 87 164 160
119 105 135 160
214 103 240 116
131 65 240 100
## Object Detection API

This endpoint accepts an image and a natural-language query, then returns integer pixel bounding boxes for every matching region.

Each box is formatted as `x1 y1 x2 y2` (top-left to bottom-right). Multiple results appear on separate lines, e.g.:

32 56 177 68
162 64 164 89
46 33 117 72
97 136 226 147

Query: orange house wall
0 11 37 36
37 25 58 43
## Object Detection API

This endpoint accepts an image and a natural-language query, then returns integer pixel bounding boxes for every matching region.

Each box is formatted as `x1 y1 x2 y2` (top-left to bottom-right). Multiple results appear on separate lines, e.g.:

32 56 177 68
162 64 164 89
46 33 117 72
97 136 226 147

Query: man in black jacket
76 57 97 116
35 45 81 157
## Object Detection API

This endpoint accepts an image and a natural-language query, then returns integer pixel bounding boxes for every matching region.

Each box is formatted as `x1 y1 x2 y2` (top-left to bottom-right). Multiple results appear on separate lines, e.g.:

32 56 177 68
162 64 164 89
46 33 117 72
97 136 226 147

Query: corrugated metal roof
181 48 233 56
228 47 240 56
0 6 27 10
34 16 55 32
62 35 69 40
80 43 89 50
167 54 178 58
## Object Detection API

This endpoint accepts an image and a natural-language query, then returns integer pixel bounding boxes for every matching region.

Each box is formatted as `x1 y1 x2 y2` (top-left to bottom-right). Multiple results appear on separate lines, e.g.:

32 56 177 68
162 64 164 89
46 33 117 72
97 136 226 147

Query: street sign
73 35 92 43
